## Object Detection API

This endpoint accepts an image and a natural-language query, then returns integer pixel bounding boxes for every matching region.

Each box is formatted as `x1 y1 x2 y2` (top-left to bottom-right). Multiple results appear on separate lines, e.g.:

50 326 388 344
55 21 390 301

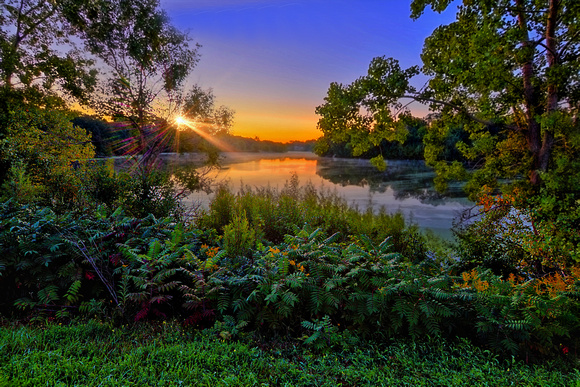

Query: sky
160 0 459 142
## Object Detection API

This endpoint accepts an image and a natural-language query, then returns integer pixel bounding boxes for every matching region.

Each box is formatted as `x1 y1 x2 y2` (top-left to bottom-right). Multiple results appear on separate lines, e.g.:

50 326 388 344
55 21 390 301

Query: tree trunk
515 0 542 184
539 0 560 173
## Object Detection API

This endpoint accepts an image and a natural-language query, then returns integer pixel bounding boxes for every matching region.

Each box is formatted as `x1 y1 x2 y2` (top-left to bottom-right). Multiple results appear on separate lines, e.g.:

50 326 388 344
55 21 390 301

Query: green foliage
530 154 580 264
0 1 97 107
315 113 429 161
0 160 44 204
72 116 128 157
1 322 577 386
453 211 529 278
200 177 423 254
116 226 191 321
120 167 183 219
315 62 420 159
317 0 580 208
75 160 128 210
0 200 201 321
454 179 579 276
0 106 95 207
315 0 580 294
2 179 580 359
301 315 340 350
222 208 256 259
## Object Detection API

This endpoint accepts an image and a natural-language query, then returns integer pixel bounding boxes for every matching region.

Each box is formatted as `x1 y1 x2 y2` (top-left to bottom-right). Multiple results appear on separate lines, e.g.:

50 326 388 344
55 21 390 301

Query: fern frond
64 280 82 304
149 295 172 304
38 285 59 304
157 280 181 292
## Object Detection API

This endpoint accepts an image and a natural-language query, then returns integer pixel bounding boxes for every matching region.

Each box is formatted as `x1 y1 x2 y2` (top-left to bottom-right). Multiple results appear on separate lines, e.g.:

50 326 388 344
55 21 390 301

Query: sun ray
175 117 235 153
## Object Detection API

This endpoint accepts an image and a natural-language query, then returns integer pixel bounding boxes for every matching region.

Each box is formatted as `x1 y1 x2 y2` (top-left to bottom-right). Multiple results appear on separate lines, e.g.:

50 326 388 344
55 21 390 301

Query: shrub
199 176 425 256
0 201 200 322
222 207 256 260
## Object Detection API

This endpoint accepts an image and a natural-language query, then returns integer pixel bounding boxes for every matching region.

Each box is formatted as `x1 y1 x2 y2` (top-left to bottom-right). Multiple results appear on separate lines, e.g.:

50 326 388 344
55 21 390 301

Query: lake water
167 152 473 239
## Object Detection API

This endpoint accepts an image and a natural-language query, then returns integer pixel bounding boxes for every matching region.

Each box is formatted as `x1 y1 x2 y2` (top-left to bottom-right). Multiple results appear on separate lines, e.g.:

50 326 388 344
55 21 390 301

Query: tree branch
558 29 580 59
400 94 519 131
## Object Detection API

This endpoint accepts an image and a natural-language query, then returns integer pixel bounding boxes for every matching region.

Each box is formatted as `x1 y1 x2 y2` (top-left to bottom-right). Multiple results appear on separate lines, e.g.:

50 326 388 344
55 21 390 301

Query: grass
1 320 579 386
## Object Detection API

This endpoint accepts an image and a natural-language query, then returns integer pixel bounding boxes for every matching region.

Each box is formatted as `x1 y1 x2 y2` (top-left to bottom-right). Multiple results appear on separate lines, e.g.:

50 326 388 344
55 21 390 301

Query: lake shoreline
167 152 474 240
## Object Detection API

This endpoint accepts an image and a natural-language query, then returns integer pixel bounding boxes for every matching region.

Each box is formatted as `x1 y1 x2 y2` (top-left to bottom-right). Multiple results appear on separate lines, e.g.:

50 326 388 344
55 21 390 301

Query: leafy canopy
317 0 580 198
0 0 98 107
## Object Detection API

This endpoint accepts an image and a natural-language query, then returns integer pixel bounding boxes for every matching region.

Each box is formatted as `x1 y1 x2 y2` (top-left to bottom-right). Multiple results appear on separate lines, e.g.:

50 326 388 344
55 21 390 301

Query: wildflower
289 260 296 266
206 246 219 258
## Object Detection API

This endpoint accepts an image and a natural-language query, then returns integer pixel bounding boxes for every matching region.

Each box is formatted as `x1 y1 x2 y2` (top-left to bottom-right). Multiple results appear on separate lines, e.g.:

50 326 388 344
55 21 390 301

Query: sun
175 116 186 126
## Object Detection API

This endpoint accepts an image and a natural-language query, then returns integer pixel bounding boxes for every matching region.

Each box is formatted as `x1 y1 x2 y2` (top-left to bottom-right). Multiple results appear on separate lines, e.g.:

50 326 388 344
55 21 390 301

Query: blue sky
161 0 458 141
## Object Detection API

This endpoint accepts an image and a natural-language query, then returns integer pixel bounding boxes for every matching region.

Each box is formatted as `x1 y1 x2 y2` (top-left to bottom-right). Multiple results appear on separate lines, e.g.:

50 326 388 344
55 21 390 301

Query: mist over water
175 152 473 239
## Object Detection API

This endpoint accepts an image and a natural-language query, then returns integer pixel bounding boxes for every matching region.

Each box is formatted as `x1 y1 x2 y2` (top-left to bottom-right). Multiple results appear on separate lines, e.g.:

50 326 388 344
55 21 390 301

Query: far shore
102 151 319 168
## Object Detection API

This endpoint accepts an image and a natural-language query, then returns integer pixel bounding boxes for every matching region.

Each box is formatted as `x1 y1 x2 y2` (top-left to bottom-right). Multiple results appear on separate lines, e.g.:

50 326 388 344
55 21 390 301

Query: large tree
317 0 580 266
317 0 579 197
0 0 100 185
0 0 99 106
75 0 199 163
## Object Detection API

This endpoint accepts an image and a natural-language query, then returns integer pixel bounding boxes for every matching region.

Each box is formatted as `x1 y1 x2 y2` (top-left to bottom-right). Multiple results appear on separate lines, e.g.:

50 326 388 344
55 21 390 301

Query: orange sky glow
161 0 458 143
231 111 320 142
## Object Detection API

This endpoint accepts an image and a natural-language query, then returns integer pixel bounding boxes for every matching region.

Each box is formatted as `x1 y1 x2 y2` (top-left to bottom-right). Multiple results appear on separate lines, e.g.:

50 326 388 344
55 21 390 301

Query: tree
315 59 420 171
0 0 102 183
0 0 107 184
314 111 428 160
317 0 579 196
181 85 235 135
176 85 235 157
317 0 580 267
0 0 98 106
77 0 199 164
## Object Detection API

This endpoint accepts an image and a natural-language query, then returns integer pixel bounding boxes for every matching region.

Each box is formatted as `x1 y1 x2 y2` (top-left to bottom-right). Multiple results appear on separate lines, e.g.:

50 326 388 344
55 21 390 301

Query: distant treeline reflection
316 158 467 206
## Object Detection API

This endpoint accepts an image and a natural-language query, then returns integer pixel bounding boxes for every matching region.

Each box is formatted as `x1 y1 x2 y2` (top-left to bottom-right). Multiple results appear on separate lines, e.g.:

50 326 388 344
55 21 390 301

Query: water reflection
315 158 467 205
168 152 473 238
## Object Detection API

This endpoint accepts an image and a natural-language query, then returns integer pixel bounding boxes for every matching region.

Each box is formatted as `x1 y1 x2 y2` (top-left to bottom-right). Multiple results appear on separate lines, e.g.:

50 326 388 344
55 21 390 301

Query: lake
163 152 473 239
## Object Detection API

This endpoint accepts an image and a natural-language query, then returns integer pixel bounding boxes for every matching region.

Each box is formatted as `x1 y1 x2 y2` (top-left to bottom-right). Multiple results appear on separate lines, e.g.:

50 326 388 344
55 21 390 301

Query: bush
0 201 200 322
199 175 425 256
0 106 95 208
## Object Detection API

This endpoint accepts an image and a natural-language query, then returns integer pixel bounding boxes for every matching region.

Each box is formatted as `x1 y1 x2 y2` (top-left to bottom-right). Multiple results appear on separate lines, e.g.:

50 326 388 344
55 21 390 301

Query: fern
64 280 82 304
38 285 59 304
301 315 335 347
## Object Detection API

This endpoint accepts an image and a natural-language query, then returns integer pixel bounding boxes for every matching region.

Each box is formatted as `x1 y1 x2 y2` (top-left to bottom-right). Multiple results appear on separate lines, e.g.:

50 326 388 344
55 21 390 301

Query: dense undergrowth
2 176 580 365
2 320 578 386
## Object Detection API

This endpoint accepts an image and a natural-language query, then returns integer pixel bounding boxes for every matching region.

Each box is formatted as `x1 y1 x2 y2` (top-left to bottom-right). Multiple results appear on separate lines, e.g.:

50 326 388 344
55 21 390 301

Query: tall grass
198 174 426 261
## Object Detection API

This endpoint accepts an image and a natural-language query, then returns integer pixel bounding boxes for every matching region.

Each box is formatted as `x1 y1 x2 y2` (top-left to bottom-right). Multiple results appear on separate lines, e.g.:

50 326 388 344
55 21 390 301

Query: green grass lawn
1 320 579 386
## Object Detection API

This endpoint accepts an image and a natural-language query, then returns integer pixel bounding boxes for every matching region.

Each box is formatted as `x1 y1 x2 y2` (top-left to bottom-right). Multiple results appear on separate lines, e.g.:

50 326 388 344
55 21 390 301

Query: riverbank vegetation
1 0 579 384
2 178 580 360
